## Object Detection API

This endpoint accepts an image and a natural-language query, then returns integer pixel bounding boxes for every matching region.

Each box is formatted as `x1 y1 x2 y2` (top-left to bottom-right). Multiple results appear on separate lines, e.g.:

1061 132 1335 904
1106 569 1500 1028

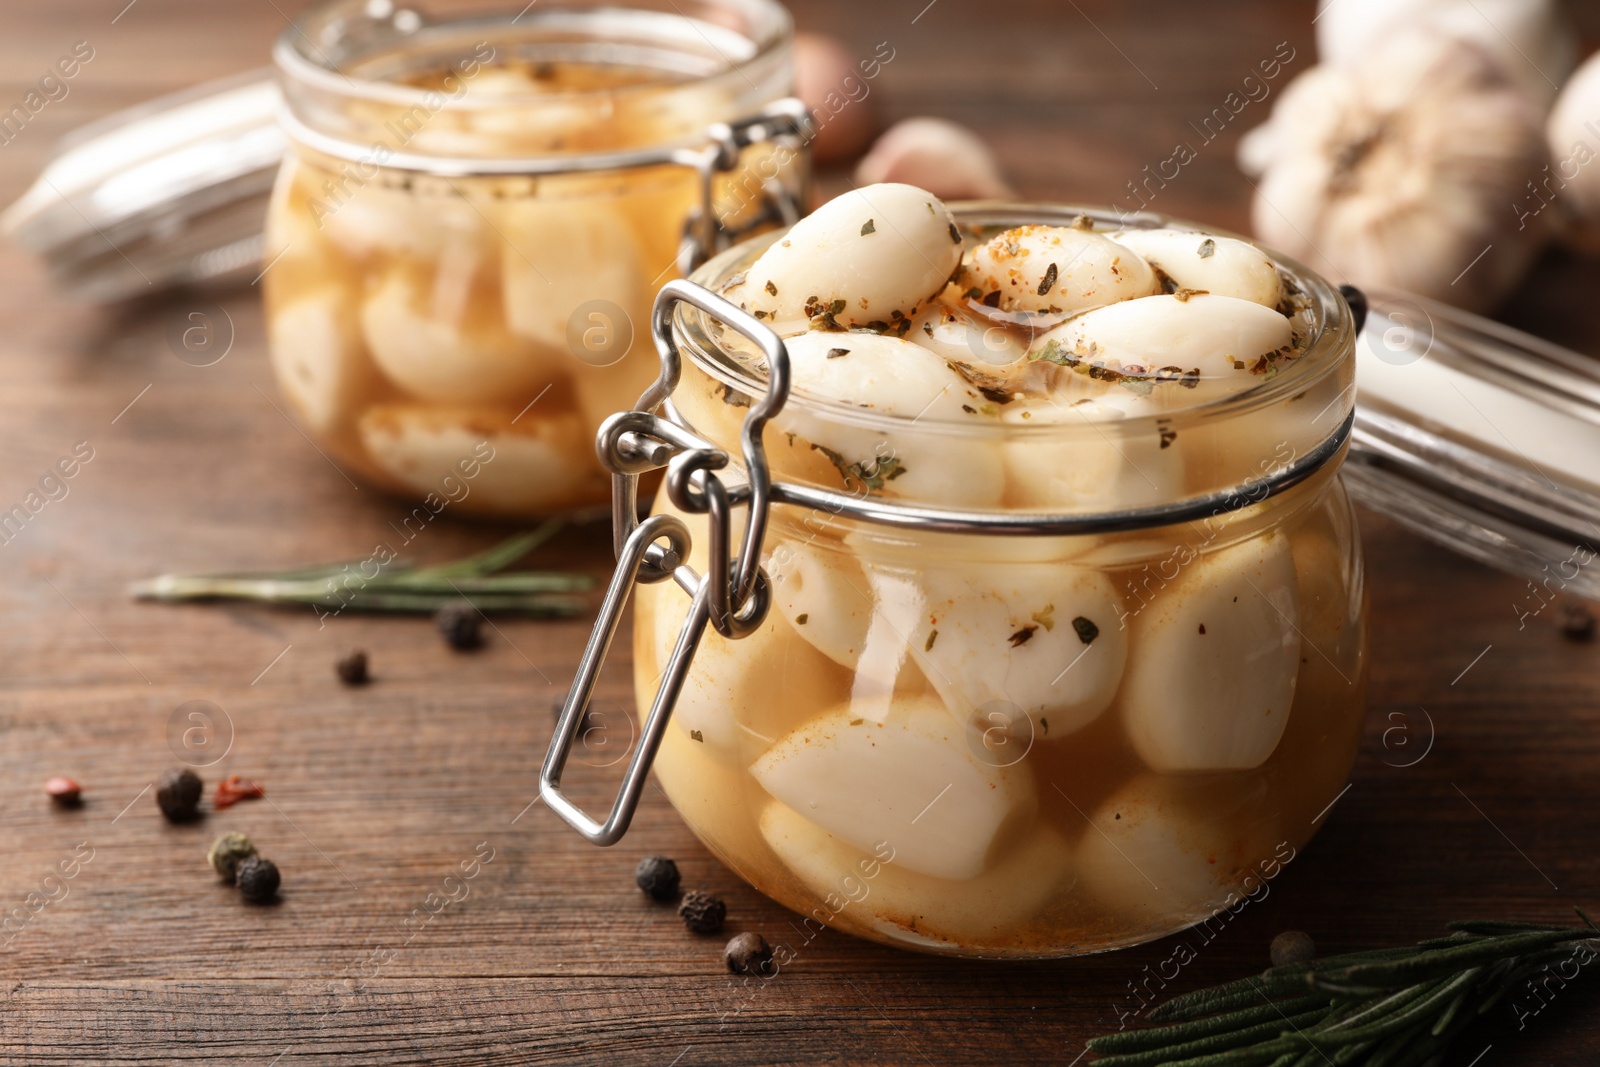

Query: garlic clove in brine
962 224 1159 315
749 695 1037 881
767 330 1007 508
1117 533 1301 772
267 287 383 437
1314 0 1575 110
1248 30 1550 312
1000 394 1185 512
1546 51 1600 227
724 183 962 329
1107 229 1284 309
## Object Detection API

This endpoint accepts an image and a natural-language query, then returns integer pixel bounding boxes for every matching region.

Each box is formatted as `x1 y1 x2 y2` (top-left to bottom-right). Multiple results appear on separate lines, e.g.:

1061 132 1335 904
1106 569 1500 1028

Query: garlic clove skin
963 224 1159 315
759 800 1073 947
358 403 603 512
868 559 1129 741
770 330 1007 508
1250 31 1549 312
361 260 560 406
267 288 382 436
725 183 962 328
1118 533 1301 772
749 694 1037 881
854 117 1015 202
1108 229 1284 309
1546 51 1600 225
1314 0 1575 109
1076 773 1280 924
1030 293 1294 406
1000 394 1184 512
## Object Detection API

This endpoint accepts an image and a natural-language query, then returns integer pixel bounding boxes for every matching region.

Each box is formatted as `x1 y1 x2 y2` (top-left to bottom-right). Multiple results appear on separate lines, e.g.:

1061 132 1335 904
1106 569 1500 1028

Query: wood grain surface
2 1 1600 1064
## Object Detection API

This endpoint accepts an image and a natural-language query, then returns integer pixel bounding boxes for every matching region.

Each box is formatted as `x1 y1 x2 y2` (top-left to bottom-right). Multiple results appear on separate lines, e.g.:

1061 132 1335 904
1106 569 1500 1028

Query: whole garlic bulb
1314 0 1575 109
855 118 1015 202
1249 30 1549 312
1546 51 1600 224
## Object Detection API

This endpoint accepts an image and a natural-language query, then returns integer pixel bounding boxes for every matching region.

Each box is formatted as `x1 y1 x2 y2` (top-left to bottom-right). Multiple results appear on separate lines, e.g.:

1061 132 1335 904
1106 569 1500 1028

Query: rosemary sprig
130 520 592 617
1087 912 1600 1067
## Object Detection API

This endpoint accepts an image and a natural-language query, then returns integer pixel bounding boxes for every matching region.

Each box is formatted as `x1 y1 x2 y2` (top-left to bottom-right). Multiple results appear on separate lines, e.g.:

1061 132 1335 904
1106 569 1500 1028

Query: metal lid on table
0 70 283 303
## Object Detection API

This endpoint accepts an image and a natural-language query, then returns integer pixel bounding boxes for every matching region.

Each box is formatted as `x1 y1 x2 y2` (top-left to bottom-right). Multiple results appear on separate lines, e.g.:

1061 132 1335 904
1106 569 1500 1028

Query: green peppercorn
207 831 258 883
1271 930 1317 967
156 768 203 822
434 601 483 651
724 932 773 975
678 890 726 935
236 856 280 903
634 855 680 902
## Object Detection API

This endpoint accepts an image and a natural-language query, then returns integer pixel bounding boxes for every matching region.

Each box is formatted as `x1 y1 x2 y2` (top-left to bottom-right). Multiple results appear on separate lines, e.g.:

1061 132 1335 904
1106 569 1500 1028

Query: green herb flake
1197 238 1216 258
948 222 961 244
1071 615 1099 645
1032 604 1055 632
860 219 876 236
925 629 938 652
1037 262 1059 297
1159 427 1177 449
764 279 778 297
849 718 865 726
795 613 808 625
1008 625 1038 647
690 729 704 743
826 347 850 359
716 382 751 408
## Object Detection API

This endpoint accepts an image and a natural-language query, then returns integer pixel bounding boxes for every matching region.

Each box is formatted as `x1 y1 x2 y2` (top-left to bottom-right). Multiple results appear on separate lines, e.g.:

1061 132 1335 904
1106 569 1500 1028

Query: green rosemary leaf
413 518 565 578
1088 995 1328 1054
1088 1006 1328 1066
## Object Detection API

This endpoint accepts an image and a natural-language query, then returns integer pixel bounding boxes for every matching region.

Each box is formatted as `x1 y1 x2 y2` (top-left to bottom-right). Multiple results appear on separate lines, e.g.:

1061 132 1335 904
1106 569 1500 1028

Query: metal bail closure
541 279 792 846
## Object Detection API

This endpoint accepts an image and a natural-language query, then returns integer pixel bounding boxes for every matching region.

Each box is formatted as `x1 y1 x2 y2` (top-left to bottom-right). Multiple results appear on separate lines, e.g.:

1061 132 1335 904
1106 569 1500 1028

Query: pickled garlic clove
1118 534 1301 772
1030 293 1294 406
498 197 646 352
749 695 1037 881
318 181 492 262
768 541 875 671
726 183 962 328
1107 229 1284 309
1000 396 1184 512
870 561 1128 741
267 289 383 436
962 224 1159 315
1075 773 1282 924
358 404 604 513
770 331 1006 508
759 801 1073 947
360 261 559 406
654 723 769 864
907 285 1031 370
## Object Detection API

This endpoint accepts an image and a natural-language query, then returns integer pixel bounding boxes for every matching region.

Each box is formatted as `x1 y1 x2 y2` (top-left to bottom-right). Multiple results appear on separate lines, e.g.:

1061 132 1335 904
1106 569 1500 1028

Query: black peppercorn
724 932 773 974
1270 930 1317 968
336 650 370 685
236 856 280 903
155 768 203 822
678 890 726 934
635 855 680 902
434 601 483 650
1560 605 1596 642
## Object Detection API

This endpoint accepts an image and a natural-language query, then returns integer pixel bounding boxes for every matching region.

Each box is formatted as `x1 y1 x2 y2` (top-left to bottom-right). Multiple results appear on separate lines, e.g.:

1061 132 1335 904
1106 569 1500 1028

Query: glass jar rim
674 201 1358 442
273 0 793 150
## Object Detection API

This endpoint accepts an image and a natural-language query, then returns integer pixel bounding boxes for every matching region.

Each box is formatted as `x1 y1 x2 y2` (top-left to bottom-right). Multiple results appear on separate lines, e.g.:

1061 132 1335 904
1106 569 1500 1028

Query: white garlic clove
726 183 962 328
1546 51 1600 225
908 285 1031 370
318 180 491 262
869 560 1128 741
963 224 1159 315
1000 394 1185 512
267 288 382 436
854 117 1015 202
749 695 1037 881
771 330 1007 508
767 539 898 681
1075 773 1280 924
358 403 604 512
1119 534 1301 772
1250 31 1549 312
498 197 645 352
1031 293 1294 405
654 719 770 865
759 801 1073 948
360 260 560 406
1108 229 1284 309
1315 0 1575 109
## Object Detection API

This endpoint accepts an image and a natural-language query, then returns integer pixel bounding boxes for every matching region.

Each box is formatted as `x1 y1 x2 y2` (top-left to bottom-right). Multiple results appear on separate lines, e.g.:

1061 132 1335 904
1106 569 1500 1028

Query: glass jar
544 204 1367 958
263 0 804 515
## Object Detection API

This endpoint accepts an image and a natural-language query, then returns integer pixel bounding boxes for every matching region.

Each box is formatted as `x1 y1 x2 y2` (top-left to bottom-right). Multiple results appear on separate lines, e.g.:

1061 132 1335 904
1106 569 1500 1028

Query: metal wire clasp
540 279 791 845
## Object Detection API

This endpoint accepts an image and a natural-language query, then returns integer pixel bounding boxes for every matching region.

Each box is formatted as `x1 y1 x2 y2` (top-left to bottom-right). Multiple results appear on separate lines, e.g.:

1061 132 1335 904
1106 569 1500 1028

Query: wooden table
3 1 1599 1063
